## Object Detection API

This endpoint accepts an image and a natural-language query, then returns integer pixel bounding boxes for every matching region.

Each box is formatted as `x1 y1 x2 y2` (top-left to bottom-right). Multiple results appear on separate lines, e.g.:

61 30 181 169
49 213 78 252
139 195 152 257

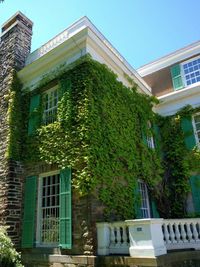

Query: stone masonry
0 12 33 246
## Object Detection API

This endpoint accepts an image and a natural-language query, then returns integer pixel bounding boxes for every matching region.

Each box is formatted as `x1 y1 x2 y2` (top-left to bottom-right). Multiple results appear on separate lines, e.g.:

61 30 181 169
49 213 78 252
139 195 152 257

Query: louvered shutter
21 176 37 248
170 64 184 90
59 167 72 249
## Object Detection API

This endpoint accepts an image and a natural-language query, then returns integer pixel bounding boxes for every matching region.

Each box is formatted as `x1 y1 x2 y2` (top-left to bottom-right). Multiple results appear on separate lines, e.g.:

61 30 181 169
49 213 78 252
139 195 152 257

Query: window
138 180 150 218
22 170 72 249
182 57 200 86
37 172 60 246
43 86 59 125
146 121 155 149
192 113 200 145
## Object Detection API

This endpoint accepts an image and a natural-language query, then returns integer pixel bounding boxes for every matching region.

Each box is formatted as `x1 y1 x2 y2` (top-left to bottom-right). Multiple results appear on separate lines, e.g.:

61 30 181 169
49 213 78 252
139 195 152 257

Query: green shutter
151 200 160 218
28 94 41 135
21 176 37 248
59 167 72 249
190 175 200 213
181 116 196 150
134 182 142 219
170 64 184 90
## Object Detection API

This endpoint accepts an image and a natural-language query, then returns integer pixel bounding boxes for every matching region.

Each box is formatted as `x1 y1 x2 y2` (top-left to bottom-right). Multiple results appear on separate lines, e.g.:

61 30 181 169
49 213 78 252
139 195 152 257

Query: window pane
138 181 150 218
183 58 200 86
43 87 58 125
40 174 60 245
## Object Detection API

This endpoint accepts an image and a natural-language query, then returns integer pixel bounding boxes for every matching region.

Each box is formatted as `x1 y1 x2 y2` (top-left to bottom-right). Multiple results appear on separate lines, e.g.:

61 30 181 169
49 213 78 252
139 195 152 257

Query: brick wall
0 12 33 246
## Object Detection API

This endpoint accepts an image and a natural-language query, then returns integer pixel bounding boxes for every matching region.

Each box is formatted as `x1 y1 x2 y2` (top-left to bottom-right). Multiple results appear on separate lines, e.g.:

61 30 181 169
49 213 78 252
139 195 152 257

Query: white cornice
24 16 151 94
138 40 200 77
18 29 88 90
155 83 200 116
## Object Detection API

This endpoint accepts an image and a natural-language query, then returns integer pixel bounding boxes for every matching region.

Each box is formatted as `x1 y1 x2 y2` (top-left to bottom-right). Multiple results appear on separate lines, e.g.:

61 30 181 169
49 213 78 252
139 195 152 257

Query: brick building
1 11 200 267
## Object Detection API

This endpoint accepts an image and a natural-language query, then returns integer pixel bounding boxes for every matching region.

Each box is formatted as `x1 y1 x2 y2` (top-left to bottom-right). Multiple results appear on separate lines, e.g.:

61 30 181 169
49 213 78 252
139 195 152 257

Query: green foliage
7 55 200 220
155 115 190 218
6 72 24 160
156 106 200 218
0 227 23 267
24 57 163 219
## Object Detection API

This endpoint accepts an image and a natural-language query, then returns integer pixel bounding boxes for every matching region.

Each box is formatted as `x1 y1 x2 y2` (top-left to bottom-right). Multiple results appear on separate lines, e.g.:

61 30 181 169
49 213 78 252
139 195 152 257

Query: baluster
163 223 170 244
191 223 199 241
186 223 193 242
174 223 181 243
196 222 200 240
180 223 187 243
110 226 115 245
169 223 176 243
115 227 120 246
126 226 130 245
120 226 125 245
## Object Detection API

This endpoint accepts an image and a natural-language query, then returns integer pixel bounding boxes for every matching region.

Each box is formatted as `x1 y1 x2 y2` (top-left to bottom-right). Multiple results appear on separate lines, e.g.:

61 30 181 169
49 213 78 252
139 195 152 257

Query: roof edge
137 40 200 77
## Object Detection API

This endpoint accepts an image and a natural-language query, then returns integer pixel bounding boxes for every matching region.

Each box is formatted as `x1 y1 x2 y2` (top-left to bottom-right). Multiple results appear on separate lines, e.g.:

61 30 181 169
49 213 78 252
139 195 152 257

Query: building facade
0 11 200 267
138 41 200 215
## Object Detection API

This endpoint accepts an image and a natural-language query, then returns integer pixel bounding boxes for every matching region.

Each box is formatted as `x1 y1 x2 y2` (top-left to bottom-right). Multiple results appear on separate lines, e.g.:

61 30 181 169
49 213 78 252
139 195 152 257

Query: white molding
138 40 200 77
86 29 151 95
36 170 60 248
18 29 88 91
192 114 200 146
23 16 151 94
155 83 200 116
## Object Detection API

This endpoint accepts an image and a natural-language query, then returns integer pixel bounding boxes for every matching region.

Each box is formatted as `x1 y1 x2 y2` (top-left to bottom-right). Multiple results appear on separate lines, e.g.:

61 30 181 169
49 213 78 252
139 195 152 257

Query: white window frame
146 121 155 149
43 85 59 125
181 55 200 88
138 180 151 218
192 113 200 146
36 170 60 248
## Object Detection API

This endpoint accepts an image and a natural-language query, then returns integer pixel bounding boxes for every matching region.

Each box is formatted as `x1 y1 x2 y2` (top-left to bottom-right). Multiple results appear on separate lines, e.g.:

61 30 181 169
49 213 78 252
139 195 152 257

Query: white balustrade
96 221 129 255
126 219 167 257
97 218 200 257
163 219 200 251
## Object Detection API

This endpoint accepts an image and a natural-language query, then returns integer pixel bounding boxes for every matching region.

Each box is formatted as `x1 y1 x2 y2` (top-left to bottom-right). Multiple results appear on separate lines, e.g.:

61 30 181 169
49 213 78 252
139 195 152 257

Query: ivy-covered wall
7 55 200 221
155 106 200 218
19 56 162 220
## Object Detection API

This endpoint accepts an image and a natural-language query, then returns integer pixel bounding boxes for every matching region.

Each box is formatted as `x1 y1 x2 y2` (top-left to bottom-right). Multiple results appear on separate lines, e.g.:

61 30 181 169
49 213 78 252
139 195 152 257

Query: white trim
36 170 60 248
192 113 200 146
42 85 59 125
22 16 151 95
138 40 200 77
138 180 151 218
39 170 60 178
180 55 200 87
155 83 200 116
146 121 155 149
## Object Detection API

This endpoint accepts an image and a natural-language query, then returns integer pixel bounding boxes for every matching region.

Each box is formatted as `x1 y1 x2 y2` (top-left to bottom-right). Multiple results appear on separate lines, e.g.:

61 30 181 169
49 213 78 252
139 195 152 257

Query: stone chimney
0 11 33 246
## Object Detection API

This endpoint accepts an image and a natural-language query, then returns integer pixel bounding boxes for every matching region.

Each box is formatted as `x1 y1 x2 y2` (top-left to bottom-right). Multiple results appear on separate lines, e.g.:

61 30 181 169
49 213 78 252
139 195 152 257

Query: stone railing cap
125 218 164 225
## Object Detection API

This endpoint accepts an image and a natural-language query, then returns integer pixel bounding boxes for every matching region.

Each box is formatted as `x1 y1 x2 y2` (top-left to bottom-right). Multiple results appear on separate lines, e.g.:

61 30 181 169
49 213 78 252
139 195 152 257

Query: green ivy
24 56 163 219
7 55 200 220
6 72 23 160
155 106 200 218
0 227 23 267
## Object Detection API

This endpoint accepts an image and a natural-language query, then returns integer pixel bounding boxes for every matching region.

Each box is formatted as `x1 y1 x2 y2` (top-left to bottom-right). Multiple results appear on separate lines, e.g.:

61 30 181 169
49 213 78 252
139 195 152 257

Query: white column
125 219 167 257
96 222 110 255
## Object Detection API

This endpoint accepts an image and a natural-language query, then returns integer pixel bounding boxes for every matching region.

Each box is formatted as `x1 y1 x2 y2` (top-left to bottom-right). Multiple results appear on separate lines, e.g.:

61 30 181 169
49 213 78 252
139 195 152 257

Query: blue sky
0 0 199 68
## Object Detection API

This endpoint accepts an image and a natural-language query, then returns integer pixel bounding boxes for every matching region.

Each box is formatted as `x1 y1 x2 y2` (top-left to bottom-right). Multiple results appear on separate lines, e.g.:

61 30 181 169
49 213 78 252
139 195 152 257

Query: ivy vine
24 56 163 219
7 55 200 219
